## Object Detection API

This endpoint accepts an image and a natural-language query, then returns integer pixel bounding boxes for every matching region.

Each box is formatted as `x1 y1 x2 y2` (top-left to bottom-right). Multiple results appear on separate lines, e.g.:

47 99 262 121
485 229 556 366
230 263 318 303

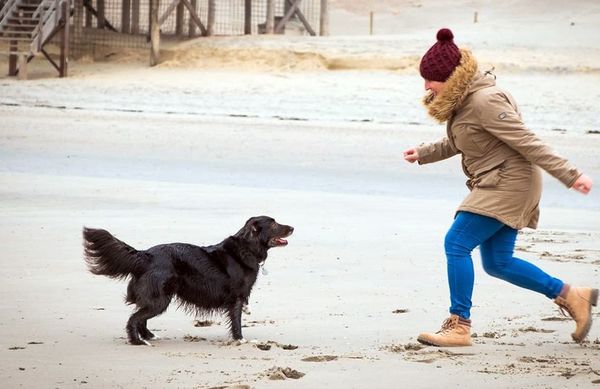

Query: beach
1 1 600 388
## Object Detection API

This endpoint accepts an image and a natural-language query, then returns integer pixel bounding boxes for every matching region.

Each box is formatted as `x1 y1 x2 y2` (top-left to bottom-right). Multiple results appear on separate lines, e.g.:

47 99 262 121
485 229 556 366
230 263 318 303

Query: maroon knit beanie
419 28 461 82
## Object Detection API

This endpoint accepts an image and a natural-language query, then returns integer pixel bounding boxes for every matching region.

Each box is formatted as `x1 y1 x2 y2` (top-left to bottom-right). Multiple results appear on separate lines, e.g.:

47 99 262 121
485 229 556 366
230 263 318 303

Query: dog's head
237 216 294 249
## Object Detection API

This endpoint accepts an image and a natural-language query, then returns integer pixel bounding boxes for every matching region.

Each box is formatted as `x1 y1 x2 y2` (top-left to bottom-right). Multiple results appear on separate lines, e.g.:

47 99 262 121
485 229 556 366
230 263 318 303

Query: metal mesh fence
69 0 322 58
69 0 149 58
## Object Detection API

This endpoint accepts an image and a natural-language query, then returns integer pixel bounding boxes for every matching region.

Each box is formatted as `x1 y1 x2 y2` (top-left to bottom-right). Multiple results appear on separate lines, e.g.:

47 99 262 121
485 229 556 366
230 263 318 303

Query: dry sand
1 1 600 388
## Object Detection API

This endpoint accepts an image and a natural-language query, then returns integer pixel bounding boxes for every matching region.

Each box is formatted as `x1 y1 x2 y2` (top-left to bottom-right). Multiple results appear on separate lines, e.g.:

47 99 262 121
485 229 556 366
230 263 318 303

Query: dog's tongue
275 238 288 245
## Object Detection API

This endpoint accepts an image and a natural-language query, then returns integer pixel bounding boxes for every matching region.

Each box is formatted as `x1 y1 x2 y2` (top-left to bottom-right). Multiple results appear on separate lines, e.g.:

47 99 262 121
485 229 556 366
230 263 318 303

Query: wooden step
0 31 34 37
9 13 38 18
0 36 33 42
4 21 37 27
0 51 32 55
6 17 39 24
2 29 33 36
4 23 38 29
1 30 37 34
9 11 38 15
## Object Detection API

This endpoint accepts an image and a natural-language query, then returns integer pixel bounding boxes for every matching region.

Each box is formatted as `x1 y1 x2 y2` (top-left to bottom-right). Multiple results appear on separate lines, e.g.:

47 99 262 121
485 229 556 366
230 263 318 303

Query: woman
403 28 597 347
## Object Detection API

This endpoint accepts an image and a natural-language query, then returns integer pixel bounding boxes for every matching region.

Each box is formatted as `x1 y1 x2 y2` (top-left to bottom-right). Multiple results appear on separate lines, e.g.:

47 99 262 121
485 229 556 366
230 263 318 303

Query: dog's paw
227 338 248 346
129 339 154 346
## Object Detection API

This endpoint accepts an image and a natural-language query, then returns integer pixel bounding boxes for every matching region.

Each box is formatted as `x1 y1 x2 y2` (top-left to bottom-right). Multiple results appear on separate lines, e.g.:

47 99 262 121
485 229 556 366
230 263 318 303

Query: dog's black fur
83 216 293 345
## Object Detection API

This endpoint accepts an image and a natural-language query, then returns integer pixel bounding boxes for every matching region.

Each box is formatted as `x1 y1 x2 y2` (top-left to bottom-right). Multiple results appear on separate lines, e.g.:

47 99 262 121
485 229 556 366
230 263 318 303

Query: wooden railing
30 0 67 54
32 0 50 18
0 0 19 30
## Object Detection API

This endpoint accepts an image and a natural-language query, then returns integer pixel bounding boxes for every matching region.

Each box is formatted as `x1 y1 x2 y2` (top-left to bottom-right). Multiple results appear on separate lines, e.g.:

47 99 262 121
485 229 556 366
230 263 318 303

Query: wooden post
188 0 197 37
122 0 131 33
150 0 160 66
8 36 18 76
97 0 105 28
244 0 251 35
207 0 215 36
176 1 184 37
84 0 92 27
369 11 373 35
59 0 69 77
73 0 83 59
319 0 328 36
17 54 27 80
474 11 478 23
132 0 140 34
265 0 274 34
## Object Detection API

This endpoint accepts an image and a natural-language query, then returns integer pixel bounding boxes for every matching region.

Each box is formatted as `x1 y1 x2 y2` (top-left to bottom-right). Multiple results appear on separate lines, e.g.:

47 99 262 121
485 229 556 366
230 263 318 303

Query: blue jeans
445 211 564 319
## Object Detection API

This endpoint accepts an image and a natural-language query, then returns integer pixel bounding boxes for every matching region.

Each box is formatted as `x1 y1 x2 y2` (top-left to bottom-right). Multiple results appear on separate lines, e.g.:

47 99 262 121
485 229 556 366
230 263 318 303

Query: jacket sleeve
477 92 581 188
415 137 459 165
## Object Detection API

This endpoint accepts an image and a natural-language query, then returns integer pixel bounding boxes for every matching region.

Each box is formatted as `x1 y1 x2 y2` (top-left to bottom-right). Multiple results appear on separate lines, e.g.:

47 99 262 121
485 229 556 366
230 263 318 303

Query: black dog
83 216 293 345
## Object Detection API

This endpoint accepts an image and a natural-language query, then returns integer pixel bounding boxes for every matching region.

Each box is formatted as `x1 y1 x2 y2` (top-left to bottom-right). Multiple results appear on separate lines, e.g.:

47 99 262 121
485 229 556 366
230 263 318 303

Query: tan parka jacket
416 49 581 229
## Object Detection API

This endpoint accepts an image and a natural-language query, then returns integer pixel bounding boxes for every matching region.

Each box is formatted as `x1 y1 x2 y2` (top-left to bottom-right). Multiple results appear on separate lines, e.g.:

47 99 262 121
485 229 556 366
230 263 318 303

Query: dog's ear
250 224 258 236
245 223 258 239
238 218 258 240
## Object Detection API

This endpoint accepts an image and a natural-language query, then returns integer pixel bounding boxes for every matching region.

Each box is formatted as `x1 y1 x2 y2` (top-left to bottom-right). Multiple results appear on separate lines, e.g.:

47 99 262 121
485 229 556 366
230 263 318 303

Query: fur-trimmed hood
422 49 480 123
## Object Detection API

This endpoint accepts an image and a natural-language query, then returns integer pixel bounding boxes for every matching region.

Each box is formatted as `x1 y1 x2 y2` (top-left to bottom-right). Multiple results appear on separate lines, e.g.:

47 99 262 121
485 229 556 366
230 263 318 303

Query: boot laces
437 317 457 334
558 302 575 320
557 289 592 320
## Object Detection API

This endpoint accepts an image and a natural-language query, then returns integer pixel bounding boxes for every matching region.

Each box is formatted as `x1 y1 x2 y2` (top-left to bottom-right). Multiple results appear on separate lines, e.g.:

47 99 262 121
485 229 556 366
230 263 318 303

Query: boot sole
572 288 598 343
417 336 437 346
416 336 472 347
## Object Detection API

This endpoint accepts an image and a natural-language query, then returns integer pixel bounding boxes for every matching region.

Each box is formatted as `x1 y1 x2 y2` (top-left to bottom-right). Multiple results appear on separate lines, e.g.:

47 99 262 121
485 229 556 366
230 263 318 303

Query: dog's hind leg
126 297 170 345
126 278 159 340
227 299 244 340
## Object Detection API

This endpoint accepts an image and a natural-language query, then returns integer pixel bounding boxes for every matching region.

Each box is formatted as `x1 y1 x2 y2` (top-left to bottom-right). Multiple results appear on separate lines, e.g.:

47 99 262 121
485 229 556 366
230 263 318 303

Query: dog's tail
83 227 148 279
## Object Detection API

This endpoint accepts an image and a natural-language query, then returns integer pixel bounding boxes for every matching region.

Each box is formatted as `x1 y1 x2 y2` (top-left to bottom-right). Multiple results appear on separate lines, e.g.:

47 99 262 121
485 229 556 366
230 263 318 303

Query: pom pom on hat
436 28 454 42
420 28 461 82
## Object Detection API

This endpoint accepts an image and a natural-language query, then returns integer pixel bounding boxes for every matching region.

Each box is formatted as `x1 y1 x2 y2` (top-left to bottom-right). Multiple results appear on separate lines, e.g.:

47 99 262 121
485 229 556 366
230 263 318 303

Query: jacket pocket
474 164 504 188
452 125 486 156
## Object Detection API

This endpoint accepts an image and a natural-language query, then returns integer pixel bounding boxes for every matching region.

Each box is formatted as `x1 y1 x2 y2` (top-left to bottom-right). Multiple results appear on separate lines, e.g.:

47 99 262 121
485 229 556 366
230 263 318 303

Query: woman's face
424 79 445 96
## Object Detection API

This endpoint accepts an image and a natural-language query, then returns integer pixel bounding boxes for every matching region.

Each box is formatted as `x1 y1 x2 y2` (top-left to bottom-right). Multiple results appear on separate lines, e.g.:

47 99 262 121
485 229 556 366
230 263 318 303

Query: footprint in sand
255 341 299 351
183 335 207 342
387 345 475 364
518 326 555 333
193 320 217 327
301 355 338 362
264 367 305 380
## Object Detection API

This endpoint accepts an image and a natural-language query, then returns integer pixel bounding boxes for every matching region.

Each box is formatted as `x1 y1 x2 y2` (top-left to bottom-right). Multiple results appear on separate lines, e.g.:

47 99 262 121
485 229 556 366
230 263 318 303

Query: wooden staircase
0 0 71 78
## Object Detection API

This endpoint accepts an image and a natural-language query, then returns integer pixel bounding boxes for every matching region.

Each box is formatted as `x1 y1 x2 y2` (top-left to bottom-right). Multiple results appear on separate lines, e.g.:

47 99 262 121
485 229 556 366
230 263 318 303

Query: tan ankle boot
554 286 599 343
417 314 472 347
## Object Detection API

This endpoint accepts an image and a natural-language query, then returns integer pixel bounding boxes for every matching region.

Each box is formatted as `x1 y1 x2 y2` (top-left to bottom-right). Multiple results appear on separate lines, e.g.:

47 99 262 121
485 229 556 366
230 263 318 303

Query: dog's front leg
228 299 244 340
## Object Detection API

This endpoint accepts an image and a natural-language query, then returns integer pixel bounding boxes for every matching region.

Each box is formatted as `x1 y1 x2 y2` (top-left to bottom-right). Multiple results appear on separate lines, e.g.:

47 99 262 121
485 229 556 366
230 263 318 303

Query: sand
1 1 600 388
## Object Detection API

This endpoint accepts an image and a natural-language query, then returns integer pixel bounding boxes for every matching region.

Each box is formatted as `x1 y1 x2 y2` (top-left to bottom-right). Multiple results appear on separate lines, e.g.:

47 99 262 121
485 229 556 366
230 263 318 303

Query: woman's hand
571 174 593 194
403 148 419 163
